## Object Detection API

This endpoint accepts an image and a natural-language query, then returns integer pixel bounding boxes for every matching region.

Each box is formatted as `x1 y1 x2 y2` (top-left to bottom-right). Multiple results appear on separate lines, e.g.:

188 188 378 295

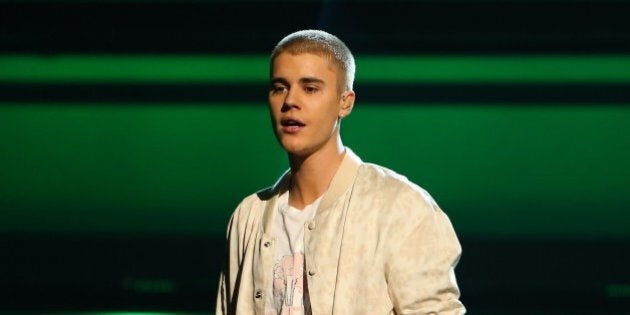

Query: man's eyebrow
270 77 289 85
299 77 325 85
270 77 325 85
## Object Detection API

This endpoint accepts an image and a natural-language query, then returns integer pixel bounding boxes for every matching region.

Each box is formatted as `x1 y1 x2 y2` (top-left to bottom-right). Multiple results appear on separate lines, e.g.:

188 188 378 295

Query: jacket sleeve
215 263 228 315
215 216 232 315
215 206 240 315
385 191 466 315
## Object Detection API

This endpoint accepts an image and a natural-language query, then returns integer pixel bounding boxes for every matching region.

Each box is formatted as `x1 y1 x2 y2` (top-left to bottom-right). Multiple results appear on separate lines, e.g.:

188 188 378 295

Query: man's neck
287 141 345 210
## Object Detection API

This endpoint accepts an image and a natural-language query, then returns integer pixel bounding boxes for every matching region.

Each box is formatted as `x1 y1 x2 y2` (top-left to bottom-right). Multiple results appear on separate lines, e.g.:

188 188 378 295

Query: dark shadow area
1 0 630 54
1 236 629 313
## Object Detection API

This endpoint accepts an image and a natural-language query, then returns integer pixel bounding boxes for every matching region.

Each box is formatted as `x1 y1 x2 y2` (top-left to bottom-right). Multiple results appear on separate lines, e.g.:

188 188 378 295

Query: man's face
269 52 352 157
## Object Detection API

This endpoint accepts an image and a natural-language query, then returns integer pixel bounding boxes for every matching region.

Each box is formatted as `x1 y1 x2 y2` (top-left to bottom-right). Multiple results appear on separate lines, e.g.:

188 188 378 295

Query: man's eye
304 86 318 93
271 86 287 94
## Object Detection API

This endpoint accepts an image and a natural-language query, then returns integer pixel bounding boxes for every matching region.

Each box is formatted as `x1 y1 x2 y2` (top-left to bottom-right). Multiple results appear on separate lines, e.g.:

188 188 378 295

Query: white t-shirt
265 191 320 315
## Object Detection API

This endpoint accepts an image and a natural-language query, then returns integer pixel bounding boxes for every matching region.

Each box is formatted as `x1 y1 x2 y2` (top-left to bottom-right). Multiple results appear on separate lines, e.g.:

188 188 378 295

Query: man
216 30 465 315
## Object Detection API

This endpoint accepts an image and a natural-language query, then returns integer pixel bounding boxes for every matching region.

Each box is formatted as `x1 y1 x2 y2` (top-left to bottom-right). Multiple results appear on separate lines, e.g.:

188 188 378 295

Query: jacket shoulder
227 189 269 231
356 163 441 214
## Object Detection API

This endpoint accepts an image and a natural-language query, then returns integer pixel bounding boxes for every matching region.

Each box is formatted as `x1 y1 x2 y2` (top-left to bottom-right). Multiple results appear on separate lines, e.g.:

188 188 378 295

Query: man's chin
283 146 311 158
280 142 313 158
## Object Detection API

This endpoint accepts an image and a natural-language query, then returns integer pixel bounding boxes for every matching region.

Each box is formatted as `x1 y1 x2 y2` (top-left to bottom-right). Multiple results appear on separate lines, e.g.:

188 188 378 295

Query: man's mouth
280 119 305 127
280 118 305 133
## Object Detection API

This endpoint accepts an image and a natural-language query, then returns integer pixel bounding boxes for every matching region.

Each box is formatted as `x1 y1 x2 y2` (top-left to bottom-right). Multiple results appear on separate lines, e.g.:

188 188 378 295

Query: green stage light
1 54 630 84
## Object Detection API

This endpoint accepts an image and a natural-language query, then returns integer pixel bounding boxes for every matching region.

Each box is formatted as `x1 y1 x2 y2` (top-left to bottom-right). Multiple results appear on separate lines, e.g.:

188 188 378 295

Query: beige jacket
216 149 465 314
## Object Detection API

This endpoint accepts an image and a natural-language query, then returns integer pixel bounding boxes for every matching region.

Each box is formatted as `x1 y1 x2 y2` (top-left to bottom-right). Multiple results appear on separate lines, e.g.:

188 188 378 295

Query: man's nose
281 89 300 112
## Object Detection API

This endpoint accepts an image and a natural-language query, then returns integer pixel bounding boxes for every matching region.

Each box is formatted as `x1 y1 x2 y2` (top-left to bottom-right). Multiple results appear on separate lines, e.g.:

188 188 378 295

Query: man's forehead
271 52 338 79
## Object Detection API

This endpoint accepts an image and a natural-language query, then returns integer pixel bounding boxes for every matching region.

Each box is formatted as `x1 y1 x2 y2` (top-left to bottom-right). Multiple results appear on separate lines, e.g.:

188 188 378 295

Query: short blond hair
270 30 356 92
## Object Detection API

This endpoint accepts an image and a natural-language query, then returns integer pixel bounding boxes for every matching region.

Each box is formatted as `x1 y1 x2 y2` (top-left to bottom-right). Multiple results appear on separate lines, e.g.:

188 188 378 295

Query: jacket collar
261 147 362 233
319 147 362 211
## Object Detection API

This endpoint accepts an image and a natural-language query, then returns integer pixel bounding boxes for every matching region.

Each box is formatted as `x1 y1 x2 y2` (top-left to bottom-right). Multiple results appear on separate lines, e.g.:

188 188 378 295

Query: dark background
1 0 630 314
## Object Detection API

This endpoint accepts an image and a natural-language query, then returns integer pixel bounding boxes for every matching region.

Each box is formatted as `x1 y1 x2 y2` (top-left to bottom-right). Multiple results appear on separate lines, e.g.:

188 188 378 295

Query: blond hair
270 30 356 92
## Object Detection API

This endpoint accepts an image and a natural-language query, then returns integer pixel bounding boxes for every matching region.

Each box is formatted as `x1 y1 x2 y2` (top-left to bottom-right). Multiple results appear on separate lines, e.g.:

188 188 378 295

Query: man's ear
339 90 355 119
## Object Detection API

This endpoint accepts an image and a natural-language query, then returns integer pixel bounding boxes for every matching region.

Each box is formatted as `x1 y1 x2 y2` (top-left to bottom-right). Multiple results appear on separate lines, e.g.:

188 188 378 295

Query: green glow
0 55 268 83
1 54 630 83
606 284 630 298
358 55 630 83
122 278 176 294
1 104 629 240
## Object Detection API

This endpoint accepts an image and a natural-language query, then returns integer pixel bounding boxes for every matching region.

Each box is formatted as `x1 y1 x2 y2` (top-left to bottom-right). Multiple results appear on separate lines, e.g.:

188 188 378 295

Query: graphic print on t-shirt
271 254 309 315
266 191 319 315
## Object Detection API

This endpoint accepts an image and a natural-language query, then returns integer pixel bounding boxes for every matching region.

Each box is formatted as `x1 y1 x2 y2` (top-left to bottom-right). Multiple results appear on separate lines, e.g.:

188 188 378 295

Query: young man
216 30 465 315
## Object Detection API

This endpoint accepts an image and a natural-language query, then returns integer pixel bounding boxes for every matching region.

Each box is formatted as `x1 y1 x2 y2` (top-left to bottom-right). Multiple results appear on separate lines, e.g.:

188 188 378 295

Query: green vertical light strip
1 54 630 83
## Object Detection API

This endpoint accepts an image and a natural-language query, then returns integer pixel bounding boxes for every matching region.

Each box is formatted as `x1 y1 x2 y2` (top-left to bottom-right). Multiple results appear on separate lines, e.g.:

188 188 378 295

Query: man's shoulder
226 188 272 232
355 162 440 212
357 162 420 192
231 179 286 214
235 187 273 210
